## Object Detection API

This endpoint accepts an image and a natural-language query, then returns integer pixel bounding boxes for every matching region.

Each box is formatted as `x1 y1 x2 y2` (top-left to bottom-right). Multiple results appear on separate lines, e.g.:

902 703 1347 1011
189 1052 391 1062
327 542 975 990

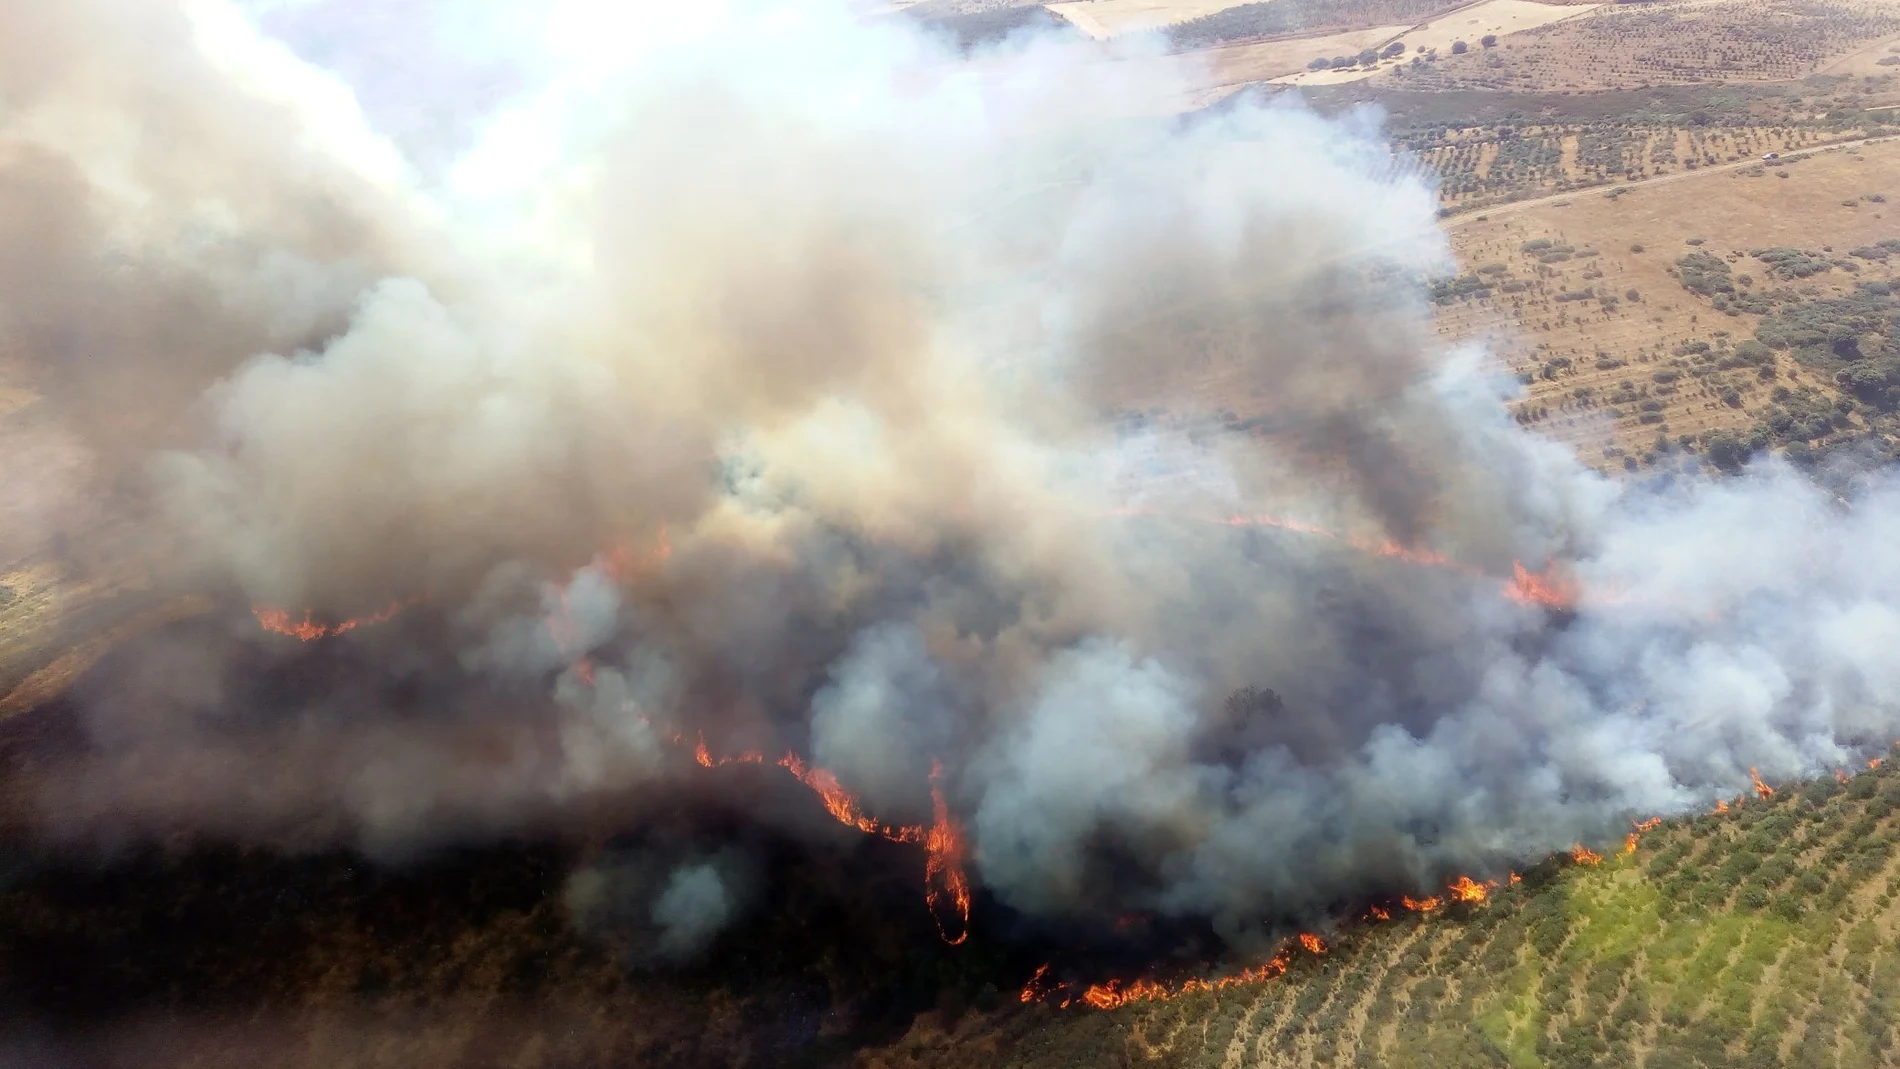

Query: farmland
869 754 1900 1069
1437 135 1900 471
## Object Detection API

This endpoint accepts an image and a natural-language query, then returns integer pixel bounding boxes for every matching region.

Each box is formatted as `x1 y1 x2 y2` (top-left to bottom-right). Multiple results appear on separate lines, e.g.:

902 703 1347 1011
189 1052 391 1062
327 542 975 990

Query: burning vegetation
12 3 1900 1064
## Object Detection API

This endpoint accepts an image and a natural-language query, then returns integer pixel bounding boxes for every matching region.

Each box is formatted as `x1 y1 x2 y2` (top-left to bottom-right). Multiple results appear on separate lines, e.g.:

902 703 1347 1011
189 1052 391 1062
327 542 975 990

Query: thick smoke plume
5 0 1898 945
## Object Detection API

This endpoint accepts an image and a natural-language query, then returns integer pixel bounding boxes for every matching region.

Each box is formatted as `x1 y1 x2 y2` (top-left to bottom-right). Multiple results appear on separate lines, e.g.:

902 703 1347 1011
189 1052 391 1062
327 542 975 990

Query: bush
1630 243 1645 253
1451 39 1468 54
1675 252 1734 296
1481 34 1497 47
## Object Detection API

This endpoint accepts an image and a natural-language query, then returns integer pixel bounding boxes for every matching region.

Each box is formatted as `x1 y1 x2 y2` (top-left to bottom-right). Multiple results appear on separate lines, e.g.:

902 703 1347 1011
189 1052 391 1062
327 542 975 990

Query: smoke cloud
566 847 755 965
6 0 1899 946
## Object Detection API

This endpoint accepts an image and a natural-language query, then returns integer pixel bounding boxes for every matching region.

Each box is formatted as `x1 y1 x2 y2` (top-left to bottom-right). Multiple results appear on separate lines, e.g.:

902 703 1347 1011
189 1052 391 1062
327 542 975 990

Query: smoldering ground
2 0 1899 959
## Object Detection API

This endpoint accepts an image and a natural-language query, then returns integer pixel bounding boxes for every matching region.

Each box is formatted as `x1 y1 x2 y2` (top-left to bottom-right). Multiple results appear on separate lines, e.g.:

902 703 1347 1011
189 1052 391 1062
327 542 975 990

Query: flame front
777 753 891 838
925 759 972 946
691 742 966 944
1138 507 1587 610
1447 875 1495 903
1750 767 1775 800
1507 560 1580 610
1020 929 1341 1010
253 600 408 640
1570 843 1604 866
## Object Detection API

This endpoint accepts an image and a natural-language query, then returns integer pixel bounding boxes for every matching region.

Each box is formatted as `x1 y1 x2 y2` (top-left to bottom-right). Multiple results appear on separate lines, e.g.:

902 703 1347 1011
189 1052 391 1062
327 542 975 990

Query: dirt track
1447 133 1897 228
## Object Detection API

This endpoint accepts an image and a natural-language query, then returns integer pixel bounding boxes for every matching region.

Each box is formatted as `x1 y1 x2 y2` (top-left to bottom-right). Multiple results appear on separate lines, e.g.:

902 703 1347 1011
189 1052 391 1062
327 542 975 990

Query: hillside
6 732 1897 1067
871 751 1900 1069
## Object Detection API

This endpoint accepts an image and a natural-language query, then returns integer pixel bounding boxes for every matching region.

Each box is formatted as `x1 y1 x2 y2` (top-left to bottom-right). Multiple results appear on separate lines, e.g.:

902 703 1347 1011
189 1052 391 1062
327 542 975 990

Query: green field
885 752 1900 1069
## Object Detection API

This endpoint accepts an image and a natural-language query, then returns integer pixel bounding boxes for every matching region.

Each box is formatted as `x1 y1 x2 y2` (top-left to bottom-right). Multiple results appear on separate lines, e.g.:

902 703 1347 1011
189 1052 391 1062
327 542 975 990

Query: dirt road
1446 133 1895 228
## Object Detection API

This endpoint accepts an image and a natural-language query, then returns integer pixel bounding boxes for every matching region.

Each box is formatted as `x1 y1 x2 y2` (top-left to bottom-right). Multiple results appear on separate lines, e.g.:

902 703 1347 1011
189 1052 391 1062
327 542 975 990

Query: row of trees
1307 33 1495 71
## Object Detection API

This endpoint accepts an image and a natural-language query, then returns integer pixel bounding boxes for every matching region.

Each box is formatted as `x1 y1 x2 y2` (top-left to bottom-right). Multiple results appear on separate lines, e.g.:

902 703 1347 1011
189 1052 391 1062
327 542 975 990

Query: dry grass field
1399 0 1900 92
1271 0 1604 86
1046 0 1261 38
1437 136 1900 470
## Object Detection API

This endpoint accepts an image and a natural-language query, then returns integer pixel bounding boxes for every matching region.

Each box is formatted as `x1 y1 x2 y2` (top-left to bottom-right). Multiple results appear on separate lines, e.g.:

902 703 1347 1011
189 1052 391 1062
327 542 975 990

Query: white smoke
7 0 1900 942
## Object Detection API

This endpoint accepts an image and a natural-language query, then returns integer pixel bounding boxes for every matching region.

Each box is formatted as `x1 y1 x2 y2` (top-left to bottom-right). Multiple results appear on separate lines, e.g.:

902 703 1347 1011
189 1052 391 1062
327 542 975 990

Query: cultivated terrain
5 2 1900 1068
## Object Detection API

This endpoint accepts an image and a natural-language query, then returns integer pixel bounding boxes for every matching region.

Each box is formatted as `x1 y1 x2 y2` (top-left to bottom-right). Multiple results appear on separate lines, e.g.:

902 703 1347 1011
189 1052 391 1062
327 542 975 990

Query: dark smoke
3 0 1897 951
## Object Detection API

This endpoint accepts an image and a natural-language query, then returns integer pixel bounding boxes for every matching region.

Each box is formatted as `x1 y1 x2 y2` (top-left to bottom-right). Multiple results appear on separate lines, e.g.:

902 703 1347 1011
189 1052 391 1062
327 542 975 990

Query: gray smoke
566 848 754 965
5 0 1899 943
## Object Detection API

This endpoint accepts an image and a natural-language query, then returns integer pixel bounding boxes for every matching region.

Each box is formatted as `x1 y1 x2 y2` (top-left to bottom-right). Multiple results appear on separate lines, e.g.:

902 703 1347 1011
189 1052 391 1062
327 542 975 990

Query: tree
1451 39 1469 54
1309 56 1329 70
1481 34 1497 48
1383 41 1405 58
1357 48 1379 66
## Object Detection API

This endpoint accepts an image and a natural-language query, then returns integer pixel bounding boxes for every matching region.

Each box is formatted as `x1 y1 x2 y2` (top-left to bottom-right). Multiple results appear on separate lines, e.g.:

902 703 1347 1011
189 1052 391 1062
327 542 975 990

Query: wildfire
925 760 972 946
1030 952 1296 1011
691 739 968 945
778 752 898 838
1019 964 1051 1004
252 600 408 640
1714 797 1732 814
1750 767 1775 800
1021 926 1339 1011
1507 561 1580 610
692 736 763 768
1031 843 1668 1013
1836 768 1851 784
1873 758 1885 770
1447 875 1496 903
1138 507 1584 610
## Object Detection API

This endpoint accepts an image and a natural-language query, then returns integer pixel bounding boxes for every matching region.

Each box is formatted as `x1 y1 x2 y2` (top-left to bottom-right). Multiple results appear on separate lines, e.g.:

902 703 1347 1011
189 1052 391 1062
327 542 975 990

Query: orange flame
1447 875 1495 903
1836 768 1851 784
1715 797 1731 814
1020 964 1052 1004
1509 872 1522 885
1367 905 1391 921
692 739 765 768
1749 767 1774 800
1507 561 1580 610
1871 758 1884 770
1298 932 1327 954
686 735 964 943
1570 843 1603 866
1401 895 1442 914
1050 952 1295 1010
777 752 892 837
253 600 408 640
925 760 972 946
